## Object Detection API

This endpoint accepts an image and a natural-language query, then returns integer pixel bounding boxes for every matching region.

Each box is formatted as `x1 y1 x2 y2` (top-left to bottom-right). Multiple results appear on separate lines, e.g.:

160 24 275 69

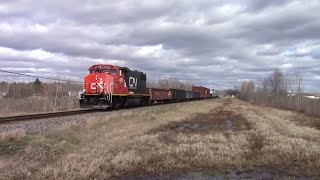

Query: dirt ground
0 98 320 179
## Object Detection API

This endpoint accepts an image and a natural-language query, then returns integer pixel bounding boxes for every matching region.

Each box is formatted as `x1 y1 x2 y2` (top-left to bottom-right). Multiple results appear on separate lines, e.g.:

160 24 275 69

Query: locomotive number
129 77 138 89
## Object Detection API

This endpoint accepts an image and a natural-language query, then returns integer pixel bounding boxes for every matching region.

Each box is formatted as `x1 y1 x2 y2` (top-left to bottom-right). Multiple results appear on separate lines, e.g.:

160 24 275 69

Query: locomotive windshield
102 69 117 75
89 65 117 75
89 69 101 74
110 69 117 75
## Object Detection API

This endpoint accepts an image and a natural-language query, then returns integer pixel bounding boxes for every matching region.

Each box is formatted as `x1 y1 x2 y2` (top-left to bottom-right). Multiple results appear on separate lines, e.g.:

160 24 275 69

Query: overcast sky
0 0 319 91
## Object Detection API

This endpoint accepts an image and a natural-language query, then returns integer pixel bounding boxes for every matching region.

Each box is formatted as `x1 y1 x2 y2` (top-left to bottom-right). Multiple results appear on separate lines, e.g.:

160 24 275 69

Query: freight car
192 86 210 99
148 88 172 104
186 91 200 100
80 64 213 109
171 89 186 102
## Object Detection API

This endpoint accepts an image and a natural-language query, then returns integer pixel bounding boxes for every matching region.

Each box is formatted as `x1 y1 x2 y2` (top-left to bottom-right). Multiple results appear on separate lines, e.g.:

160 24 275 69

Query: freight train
79 64 212 109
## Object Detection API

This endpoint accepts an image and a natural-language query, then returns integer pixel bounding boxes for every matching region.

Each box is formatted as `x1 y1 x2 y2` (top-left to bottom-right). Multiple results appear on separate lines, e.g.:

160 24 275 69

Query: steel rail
0 109 95 124
0 98 216 124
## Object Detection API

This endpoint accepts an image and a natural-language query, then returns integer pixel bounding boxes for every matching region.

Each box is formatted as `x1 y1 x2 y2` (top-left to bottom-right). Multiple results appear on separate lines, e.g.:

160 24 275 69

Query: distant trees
239 68 320 117
226 89 239 96
263 68 287 95
0 81 8 97
291 72 303 104
5 79 44 98
33 78 43 94
0 79 83 115
7 82 34 98
3 78 83 99
240 81 255 100
147 78 192 91
240 68 289 101
219 89 239 97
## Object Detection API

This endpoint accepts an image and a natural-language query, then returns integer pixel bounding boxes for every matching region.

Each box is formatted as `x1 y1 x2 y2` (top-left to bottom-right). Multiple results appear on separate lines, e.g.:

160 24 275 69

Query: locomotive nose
81 73 115 109
84 73 115 95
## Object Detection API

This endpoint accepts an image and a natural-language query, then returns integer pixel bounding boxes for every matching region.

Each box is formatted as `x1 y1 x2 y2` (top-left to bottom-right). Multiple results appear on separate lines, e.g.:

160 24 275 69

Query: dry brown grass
0 98 320 179
0 129 26 142
0 97 79 117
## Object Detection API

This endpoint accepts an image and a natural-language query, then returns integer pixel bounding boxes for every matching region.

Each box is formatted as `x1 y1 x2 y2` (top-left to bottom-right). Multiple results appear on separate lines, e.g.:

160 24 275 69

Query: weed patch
292 114 320 130
0 137 29 156
155 109 251 136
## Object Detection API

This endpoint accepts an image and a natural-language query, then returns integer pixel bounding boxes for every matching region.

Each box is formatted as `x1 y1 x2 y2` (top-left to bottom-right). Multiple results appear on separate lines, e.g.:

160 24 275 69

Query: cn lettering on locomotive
129 77 138 89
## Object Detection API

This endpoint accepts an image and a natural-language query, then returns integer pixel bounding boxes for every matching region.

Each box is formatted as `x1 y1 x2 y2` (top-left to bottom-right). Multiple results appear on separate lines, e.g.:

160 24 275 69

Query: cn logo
91 83 104 90
129 77 138 89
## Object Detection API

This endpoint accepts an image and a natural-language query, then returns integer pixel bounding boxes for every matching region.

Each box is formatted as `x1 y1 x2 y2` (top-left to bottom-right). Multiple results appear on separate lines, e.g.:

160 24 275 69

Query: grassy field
0 97 79 117
0 98 320 179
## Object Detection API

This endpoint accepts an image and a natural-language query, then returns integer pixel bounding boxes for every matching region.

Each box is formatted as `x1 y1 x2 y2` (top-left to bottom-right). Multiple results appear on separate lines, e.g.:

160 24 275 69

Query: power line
0 69 83 83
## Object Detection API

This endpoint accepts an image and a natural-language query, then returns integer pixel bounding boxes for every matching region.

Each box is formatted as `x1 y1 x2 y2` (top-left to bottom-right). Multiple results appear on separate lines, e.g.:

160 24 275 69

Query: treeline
147 78 193 91
0 79 82 98
239 68 320 117
220 89 239 97
0 79 83 115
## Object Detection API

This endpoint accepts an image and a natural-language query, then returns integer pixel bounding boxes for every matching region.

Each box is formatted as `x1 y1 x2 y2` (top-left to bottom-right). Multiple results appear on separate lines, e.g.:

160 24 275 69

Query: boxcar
192 86 210 99
149 88 172 103
171 89 186 101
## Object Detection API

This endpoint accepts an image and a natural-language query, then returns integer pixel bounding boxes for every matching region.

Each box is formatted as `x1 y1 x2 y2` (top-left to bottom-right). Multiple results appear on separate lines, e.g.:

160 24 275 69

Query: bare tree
0 81 8 97
147 78 192 91
265 68 287 95
292 72 303 104
240 81 255 100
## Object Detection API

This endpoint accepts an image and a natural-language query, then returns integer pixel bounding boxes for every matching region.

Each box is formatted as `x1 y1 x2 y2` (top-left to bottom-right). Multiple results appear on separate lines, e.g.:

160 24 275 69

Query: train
79 64 213 109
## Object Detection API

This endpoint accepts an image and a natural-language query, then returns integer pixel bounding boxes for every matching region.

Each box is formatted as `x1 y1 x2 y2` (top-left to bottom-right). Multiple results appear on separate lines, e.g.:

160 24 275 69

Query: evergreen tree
33 78 43 94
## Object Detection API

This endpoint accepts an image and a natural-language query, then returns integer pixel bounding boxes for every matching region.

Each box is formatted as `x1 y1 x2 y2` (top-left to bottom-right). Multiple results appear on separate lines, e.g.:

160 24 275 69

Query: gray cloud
0 0 320 92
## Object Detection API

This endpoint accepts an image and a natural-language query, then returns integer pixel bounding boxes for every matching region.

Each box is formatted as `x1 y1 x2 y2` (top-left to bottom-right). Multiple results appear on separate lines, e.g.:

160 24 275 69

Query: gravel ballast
0 103 180 134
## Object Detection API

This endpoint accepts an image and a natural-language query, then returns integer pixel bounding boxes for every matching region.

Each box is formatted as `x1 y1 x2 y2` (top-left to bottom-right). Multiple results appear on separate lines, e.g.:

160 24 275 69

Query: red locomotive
80 64 150 109
80 64 215 109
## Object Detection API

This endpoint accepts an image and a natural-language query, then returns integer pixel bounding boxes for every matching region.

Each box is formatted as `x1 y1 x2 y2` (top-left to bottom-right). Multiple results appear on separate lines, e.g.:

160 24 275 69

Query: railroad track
0 109 95 124
0 99 216 124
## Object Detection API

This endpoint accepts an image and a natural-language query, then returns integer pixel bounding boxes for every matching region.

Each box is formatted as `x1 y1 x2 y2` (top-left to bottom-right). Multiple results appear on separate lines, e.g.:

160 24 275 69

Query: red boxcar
149 88 172 103
192 86 210 99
